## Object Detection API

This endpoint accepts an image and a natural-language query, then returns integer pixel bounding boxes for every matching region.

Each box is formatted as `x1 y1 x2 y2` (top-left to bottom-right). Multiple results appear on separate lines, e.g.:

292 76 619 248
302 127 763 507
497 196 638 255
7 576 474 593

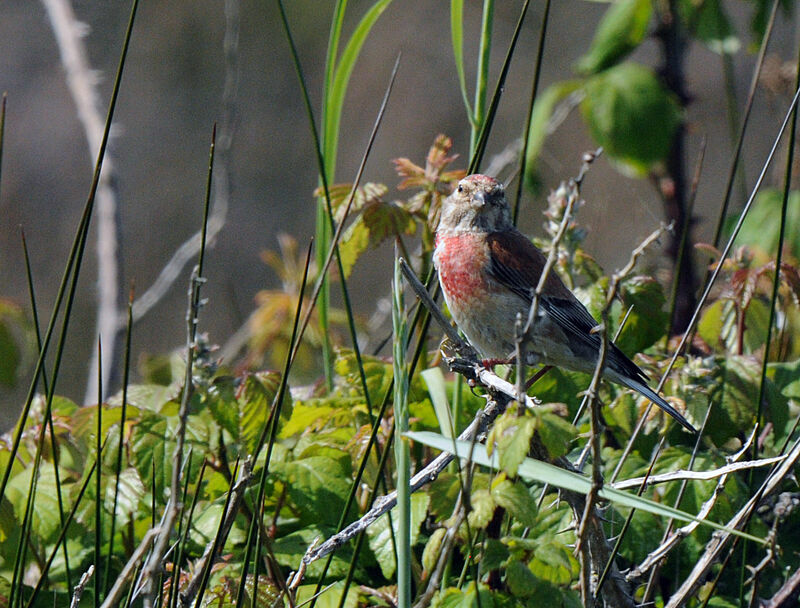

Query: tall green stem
392 253 411 607
470 0 494 155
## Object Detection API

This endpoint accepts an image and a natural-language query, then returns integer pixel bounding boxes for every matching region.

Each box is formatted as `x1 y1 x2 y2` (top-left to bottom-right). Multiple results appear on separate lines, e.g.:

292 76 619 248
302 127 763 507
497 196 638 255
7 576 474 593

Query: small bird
433 174 695 432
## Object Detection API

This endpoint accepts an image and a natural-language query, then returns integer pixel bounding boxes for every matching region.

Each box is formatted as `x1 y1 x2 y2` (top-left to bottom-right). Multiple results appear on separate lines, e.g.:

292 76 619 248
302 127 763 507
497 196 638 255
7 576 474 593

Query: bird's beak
473 191 487 207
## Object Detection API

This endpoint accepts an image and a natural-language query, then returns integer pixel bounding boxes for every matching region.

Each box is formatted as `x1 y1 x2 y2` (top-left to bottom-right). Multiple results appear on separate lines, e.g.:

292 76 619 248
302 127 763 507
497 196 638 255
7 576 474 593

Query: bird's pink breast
434 232 491 303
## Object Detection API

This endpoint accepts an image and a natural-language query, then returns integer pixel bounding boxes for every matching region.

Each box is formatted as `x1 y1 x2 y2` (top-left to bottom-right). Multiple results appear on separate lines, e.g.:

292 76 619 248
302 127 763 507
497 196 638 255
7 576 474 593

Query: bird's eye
457 185 463 193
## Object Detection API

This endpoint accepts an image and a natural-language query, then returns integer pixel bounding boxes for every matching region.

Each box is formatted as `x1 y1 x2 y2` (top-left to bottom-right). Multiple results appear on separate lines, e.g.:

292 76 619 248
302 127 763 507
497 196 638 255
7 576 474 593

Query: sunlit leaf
486 411 536 477
468 488 496 530
270 454 352 527
491 477 537 527
295 581 358 608
422 526 447 574
337 198 416 278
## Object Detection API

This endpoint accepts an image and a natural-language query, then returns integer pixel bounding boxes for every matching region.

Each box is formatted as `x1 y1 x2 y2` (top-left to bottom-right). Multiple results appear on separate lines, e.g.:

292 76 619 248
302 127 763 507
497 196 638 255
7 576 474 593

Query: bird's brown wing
487 229 696 431
486 229 646 381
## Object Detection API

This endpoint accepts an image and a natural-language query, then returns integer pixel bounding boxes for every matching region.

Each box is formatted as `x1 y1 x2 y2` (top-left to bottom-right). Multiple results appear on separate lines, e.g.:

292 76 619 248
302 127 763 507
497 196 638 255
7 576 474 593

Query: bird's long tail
608 370 696 433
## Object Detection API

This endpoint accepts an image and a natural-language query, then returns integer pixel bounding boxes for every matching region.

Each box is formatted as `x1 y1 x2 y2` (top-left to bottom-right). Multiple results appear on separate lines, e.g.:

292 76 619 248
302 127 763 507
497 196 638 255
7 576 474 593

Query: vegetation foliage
2 0 800 607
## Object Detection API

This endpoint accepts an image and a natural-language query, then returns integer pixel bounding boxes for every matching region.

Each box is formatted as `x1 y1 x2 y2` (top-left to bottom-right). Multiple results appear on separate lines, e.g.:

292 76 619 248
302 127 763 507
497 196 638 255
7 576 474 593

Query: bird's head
438 174 512 233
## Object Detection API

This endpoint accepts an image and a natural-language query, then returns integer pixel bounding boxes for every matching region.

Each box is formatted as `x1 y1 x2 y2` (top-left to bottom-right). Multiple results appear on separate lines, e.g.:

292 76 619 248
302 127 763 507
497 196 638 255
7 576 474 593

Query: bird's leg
525 365 553 390
481 357 514 369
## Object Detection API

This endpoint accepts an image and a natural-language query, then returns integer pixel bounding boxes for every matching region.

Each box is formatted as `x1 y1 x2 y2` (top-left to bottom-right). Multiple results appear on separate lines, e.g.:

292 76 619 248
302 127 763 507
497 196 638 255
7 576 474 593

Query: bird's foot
480 357 513 369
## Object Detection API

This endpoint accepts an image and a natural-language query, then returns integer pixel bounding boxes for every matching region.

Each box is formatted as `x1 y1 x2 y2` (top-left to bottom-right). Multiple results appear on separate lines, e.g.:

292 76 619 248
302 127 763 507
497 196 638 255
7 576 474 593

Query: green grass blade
325 0 392 175
193 459 241 607
0 0 139 508
450 0 474 124
24 456 99 608
321 0 348 171
470 0 494 154
0 93 6 192
20 230 74 593
421 368 454 439
512 0 552 224
469 0 530 174
104 295 133 595
406 431 766 544
95 339 103 608
393 254 411 608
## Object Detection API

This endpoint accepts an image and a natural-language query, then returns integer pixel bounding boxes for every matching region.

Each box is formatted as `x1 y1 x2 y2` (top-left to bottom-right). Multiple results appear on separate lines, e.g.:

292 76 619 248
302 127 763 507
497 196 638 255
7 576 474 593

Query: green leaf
733 189 800 259
468 488 496 530
295 582 358 608
505 558 538 597
575 0 652 74
270 454 352 527
105 467 145 528
697 299 728 351
0 298 32 388
206 376 240 439
530 542 579 585
7 463 70 543
710 355 788 440
239 371 284 455
581 63 682 174
616 276 669 354
433 584 497 608
491 477 537 527
367 492 430 578
422 527 448 573
481 538 509 572
338 199 416 278
406 431 765 543
769 358 800 399
535 411 577 460
335 349 395 405
525 81 583 178
191 502 246 547
487 412 536 477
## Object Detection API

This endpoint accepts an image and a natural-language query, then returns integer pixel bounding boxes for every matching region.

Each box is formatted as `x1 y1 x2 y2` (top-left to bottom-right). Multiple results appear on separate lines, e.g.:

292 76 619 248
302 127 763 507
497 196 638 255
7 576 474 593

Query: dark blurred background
0 0 796 427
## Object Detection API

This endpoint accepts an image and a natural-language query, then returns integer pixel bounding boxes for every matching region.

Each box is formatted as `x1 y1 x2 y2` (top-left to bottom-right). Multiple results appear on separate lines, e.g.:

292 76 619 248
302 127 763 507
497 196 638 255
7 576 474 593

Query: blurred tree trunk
656 0 699 334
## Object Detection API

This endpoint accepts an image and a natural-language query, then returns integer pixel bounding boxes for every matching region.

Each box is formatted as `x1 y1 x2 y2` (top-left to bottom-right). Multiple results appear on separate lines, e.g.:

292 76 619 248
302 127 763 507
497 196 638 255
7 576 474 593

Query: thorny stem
515 149 601 406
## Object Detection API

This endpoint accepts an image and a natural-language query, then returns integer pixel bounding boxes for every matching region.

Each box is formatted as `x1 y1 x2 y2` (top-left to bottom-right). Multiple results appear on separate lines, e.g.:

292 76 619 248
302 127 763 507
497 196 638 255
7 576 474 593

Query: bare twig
629 433 757 580
665 434 800 607
131 0 239 326
41 0 125 402
137 266 206 607
613 455 784 491
100 528 160 608
179 459 254 607
69 565 94 608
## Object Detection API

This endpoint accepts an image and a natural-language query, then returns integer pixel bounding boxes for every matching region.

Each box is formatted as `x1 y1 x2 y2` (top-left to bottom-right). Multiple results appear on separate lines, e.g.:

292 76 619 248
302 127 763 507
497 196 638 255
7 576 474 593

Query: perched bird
433 174 695 432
